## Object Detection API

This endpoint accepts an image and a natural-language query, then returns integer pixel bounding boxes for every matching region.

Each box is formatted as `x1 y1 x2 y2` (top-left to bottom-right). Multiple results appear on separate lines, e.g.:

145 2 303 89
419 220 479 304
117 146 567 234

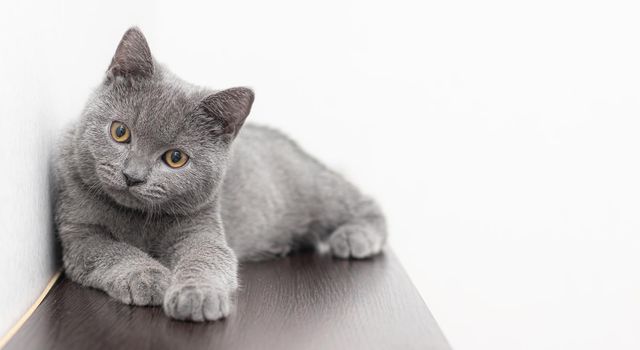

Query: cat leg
60 223 170 306
160 216 238 322
327 196 387 259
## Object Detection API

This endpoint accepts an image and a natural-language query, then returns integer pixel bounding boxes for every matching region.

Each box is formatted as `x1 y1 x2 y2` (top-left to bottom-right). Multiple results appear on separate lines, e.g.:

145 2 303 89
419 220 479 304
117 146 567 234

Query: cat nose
122 170 146 187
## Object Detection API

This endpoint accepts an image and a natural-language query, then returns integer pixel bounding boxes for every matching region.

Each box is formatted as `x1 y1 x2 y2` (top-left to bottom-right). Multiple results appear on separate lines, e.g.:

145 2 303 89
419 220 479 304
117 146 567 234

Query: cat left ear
199 87 255 138
106 27 154 81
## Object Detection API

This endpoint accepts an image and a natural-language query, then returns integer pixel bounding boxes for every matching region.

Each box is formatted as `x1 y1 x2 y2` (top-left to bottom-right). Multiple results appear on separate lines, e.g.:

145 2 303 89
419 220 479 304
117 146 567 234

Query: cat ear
106 27 153 81
199 87 255 138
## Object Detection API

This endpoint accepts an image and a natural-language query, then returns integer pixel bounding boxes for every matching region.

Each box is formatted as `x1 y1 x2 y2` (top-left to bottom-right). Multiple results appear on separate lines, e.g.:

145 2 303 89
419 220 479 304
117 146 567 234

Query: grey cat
54 27 387 322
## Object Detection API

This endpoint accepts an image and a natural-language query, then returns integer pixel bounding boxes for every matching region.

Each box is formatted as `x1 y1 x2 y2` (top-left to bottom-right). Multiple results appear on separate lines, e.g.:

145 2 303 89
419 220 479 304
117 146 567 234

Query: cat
54 27 387 322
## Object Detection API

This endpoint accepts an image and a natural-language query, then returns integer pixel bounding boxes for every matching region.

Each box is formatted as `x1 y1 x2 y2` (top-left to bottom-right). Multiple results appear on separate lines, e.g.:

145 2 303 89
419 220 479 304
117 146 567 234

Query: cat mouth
127 187 172 206
97 182 147 208
100 181 161 203
94 172 167 208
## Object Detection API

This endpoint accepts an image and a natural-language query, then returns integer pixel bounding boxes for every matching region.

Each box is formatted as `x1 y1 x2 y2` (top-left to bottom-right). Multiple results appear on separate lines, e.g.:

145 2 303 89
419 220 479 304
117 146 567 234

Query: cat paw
163 282 234 322
109 265 170 306
329 224 385 259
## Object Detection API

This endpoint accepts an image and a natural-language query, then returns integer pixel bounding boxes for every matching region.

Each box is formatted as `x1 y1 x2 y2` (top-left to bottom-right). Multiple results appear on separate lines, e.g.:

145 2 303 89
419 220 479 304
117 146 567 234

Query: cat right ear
106 27 154 82
198 87 255 140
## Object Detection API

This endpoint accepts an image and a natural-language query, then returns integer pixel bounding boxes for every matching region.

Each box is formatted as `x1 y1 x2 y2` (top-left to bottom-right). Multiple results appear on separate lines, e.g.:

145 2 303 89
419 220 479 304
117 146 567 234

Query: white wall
2 1 640 349
0 1 149 338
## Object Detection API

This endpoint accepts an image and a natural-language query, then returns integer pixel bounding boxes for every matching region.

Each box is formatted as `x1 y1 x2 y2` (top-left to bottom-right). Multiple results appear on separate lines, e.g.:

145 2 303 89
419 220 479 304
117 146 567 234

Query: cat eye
110 121 131 143
163 149 189 168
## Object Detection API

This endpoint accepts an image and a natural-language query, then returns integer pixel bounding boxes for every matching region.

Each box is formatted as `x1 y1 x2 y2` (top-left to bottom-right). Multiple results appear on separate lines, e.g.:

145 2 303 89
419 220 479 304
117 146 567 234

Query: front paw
163 281 234 322
108 266 170 306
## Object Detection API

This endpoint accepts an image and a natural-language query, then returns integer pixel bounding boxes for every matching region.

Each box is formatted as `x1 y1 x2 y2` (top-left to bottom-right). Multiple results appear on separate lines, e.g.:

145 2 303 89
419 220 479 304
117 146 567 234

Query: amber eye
110 121 131 143
163 150 189 168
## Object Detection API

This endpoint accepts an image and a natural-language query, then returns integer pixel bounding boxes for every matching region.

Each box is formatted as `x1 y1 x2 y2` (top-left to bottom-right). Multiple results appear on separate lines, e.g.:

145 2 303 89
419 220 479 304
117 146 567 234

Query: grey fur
54 27 387 322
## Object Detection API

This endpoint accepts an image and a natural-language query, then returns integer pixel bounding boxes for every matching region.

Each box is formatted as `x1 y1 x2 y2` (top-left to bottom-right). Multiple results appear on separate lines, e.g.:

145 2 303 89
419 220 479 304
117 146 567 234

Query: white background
1 1 640 349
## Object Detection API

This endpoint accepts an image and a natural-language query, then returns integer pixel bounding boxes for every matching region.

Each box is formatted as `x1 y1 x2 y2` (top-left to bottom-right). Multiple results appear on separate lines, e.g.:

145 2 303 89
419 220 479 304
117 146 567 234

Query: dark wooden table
4 251 450 350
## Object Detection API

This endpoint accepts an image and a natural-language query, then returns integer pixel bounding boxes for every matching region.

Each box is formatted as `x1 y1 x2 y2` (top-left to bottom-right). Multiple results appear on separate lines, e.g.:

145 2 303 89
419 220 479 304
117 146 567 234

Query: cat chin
102 186 151 211
94 175 155 210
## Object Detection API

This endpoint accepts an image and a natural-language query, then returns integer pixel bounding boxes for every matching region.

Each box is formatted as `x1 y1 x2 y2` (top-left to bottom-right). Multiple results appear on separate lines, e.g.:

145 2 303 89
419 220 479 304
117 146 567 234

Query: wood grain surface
4 250 450 350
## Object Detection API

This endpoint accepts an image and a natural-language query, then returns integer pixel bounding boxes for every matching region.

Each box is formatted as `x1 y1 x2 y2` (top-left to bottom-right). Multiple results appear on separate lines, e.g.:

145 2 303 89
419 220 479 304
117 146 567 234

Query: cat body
54 28 386 321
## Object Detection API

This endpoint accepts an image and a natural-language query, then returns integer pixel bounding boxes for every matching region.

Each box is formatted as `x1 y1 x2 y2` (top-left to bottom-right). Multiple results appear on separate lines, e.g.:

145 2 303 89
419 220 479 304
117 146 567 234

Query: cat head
75 27 254 214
